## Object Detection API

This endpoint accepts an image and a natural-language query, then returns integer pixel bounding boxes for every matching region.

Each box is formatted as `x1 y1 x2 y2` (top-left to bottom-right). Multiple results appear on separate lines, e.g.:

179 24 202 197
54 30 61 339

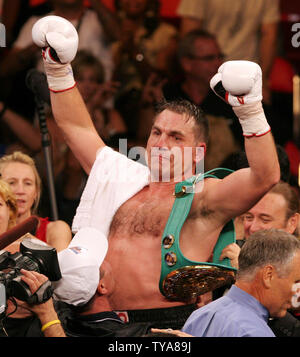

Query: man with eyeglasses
177 0 280 106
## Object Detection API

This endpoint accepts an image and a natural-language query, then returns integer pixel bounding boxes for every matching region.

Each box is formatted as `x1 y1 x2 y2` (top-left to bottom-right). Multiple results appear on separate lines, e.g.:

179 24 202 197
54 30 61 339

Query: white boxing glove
210 60 270 137
32 15 78 92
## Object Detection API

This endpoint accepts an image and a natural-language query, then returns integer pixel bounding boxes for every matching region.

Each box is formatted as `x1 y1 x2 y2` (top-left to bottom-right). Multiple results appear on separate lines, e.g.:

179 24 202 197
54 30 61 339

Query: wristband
233 102 270 137
41 319 61 332
43 59 76 93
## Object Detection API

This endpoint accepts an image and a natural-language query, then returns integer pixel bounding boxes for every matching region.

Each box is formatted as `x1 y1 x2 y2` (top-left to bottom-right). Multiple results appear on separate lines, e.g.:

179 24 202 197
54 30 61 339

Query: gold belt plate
162 265 236 302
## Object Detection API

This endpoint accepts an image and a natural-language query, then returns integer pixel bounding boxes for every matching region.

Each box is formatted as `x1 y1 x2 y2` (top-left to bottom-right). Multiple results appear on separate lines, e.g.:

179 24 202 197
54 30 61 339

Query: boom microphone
25 69 50 105
0 216 39 250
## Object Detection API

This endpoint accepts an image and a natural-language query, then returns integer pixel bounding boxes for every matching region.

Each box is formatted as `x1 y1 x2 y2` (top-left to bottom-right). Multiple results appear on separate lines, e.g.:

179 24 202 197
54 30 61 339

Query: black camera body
0 238 61 302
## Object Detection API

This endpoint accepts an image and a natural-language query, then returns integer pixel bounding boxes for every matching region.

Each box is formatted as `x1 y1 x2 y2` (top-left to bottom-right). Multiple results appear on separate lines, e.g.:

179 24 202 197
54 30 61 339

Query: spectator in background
220 181 300 270
112 0 178 141
243 182 299 240
177 0 280 105
0 151 72 252
0 179 64 337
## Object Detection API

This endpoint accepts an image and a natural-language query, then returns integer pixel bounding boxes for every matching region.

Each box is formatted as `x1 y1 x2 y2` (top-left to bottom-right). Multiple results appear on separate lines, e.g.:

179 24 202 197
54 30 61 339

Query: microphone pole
35 96 58 221
26 70 58 221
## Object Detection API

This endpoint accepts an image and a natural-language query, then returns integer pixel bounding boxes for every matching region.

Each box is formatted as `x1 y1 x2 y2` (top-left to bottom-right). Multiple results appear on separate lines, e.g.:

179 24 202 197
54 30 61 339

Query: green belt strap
159 168 237 296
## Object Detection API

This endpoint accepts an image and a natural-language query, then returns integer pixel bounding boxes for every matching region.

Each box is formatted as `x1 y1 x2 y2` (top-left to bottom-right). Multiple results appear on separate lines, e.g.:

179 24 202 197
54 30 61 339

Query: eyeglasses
188 54 224 61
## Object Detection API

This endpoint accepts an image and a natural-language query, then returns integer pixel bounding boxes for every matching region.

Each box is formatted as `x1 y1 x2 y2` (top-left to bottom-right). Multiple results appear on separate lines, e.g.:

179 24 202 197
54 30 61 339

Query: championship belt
159 168 237 302
162 265 236 302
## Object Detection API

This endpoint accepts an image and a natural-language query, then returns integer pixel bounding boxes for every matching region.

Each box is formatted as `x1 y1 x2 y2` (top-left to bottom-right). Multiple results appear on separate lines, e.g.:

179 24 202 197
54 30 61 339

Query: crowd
0 0 300 339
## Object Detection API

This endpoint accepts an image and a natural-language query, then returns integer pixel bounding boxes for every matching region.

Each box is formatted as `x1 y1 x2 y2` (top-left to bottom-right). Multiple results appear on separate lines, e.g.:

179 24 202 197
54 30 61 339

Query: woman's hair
0 179 17 229
0 151 41 214
72 50 105 84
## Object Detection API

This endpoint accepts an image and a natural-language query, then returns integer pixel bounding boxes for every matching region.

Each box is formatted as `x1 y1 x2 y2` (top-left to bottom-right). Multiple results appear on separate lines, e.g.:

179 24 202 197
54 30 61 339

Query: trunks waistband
114 303 197 328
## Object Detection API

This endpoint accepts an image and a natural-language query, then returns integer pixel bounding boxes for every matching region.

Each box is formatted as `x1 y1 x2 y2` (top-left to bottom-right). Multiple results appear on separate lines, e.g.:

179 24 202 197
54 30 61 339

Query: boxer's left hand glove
32 15 78 92
210 60 270 137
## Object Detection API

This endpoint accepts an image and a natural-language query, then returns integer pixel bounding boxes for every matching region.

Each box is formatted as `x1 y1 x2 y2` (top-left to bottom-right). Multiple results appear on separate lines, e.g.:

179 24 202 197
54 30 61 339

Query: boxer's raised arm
50 87 104 174
32 16 105 174
203 61 280 221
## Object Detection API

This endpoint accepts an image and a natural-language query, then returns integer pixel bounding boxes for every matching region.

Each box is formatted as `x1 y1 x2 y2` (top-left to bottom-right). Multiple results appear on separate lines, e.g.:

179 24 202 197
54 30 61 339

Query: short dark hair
177 29 217 60
237 229 300 281
154 99 209 144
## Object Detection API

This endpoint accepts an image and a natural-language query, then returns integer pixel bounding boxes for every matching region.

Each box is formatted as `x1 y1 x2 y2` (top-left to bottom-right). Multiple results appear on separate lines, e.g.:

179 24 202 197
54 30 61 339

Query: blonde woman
0 151 72 251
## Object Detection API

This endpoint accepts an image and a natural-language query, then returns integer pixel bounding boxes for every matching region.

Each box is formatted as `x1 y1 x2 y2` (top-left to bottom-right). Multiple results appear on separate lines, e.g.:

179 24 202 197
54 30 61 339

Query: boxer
30 16 280 332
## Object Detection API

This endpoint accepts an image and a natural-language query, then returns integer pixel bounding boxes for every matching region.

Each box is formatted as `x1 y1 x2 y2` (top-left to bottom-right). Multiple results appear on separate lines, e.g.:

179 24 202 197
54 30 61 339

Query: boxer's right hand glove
32 15 78 92
210 61 270 137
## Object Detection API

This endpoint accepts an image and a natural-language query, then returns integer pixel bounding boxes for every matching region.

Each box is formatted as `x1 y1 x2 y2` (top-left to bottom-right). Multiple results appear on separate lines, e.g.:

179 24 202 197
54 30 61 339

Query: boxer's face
146 109 201 182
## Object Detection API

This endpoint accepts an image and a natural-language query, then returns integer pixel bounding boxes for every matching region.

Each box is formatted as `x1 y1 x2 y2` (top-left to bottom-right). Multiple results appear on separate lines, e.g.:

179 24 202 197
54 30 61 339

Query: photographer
1 269 65 337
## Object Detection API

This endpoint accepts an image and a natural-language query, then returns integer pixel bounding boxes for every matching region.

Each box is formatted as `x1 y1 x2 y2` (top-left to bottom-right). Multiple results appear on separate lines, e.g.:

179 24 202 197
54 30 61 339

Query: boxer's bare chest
105 184 221 309
109 187 175 239
108 184 214 247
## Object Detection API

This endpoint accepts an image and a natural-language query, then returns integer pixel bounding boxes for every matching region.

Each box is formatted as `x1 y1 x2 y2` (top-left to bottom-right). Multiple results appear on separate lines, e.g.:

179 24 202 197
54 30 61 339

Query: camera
0 237 61 303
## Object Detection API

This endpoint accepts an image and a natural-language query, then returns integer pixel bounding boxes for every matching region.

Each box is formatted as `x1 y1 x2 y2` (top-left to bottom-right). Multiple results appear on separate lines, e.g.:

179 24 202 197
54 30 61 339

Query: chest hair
109 196 173 238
